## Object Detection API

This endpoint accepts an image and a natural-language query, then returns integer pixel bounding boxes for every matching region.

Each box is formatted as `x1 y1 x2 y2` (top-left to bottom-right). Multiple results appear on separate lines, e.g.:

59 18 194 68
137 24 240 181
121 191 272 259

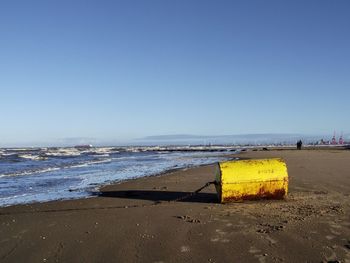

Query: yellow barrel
215 158 288 203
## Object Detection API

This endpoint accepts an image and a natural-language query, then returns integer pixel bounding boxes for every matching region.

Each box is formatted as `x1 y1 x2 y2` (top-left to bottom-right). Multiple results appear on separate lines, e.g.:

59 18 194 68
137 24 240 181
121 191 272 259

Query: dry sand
0 149 349 263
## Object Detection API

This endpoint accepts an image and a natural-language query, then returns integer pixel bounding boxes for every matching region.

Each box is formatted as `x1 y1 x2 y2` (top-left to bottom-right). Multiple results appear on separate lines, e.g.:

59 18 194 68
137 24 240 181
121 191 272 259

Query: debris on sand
176 215 201 223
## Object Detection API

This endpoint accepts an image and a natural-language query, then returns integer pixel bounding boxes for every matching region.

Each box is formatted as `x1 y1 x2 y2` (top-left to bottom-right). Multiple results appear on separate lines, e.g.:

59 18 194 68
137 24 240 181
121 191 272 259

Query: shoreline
0 151 236 208
94 154 238 193
1 149 349 262
0 161 228 211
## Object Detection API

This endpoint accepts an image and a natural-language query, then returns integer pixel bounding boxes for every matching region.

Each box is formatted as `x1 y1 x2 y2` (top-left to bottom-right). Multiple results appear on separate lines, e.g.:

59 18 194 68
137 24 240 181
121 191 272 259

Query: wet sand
1 149 350 262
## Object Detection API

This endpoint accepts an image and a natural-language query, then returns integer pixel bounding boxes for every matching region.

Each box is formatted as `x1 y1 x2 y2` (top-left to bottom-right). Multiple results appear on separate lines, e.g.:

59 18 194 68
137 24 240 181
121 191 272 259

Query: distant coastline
2 133 349 148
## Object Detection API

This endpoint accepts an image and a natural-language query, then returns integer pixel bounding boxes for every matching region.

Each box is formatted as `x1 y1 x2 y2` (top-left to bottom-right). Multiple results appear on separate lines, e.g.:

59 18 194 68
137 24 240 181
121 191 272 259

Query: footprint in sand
210 229 230 243
330 228 341 236
330 223 342 229
255 255 267 263
324 249 338 262
211 237 230 243
345 240 350 250
326 235 336 240
215 229 227 235
342 221 350 227
249 246 268 263
329 223 342 236
264 235 277 246
180 246 190 253
249 246 261 254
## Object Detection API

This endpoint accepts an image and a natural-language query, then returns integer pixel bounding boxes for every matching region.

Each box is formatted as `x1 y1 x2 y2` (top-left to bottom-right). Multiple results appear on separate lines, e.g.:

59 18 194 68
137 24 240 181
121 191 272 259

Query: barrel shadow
96 190 218 203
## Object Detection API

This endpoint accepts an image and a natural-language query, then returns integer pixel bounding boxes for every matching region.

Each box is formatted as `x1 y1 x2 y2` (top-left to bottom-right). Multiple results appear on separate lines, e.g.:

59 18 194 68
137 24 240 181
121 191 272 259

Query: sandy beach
0 149 349 262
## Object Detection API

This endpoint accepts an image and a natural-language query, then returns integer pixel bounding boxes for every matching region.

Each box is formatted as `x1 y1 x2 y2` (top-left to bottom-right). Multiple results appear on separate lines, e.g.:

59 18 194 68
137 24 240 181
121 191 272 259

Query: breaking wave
0 146 237 207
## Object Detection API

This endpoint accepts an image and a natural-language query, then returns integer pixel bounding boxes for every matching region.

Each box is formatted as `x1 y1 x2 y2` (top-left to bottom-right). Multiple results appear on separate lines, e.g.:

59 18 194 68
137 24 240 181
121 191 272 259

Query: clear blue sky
1 1 349 146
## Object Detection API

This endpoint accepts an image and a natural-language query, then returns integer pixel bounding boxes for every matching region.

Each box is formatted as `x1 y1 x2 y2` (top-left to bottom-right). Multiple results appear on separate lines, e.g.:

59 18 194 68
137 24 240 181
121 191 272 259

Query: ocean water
0 146 236 207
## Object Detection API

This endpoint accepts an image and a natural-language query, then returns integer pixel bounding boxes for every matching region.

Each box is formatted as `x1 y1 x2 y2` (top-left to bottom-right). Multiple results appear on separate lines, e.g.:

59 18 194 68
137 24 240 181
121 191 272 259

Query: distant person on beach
297 140 302 150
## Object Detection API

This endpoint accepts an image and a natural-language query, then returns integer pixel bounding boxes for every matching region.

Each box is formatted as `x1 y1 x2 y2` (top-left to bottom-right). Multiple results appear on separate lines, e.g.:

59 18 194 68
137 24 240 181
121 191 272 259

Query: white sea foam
0 157 114 178
0 167 61 178
91 154 110 157
19 154 47 161
1 153 18 157
45 148 81 157
93 147 115 154
70 158 112 168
